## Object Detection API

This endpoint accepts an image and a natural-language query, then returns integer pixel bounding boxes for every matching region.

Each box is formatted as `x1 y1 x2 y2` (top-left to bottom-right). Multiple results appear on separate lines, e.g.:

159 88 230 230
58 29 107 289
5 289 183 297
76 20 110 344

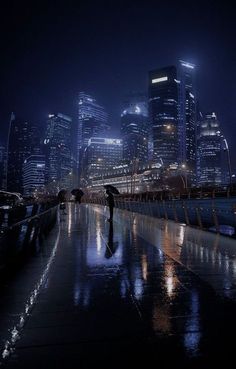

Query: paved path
1 203 236 368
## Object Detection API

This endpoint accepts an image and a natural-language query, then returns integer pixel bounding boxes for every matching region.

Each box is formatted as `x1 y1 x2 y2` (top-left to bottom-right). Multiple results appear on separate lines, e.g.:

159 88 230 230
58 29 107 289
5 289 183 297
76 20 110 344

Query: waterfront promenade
1 203 236 368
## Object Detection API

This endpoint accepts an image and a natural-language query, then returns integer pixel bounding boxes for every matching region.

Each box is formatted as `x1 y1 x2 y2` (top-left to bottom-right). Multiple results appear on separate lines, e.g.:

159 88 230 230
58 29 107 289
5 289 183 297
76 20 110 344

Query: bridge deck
1 203 236 368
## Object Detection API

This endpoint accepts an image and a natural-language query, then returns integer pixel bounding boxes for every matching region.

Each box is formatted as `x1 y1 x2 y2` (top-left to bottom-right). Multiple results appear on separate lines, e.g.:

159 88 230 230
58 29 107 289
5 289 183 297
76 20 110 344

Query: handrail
5 205 58 231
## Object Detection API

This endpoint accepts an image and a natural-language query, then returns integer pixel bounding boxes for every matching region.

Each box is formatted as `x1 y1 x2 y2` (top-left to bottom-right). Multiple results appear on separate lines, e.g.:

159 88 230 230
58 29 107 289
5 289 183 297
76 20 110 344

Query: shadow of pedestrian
105 222 119 258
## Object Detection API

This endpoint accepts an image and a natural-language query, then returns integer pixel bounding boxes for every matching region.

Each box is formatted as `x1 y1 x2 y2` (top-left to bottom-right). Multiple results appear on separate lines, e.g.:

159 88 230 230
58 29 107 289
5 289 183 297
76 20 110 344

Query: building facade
23 155 45 195
7 113 36 193
149 66 179 167
197 112 222 186
121 93 148 163
87 161 161 194
77 92 109 170
82 137 123 184
44 113 73 192
0 145 6 190
178 60 197 175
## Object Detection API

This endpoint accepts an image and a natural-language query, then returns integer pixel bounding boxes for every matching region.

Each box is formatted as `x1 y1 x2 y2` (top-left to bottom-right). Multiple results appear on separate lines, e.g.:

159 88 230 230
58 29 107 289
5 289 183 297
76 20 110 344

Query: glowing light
180 61 195 69
152 76 168 84
1 223 60 363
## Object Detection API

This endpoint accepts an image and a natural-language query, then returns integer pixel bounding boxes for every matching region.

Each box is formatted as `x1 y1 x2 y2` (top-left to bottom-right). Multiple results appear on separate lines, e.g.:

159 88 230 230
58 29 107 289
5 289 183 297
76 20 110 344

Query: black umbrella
71 188 84 196
58 189 67 202
104 184 120 195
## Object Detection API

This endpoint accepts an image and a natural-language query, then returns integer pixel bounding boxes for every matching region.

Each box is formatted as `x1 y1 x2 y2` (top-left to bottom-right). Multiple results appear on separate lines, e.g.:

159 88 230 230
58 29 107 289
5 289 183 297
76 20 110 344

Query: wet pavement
1 203 236 368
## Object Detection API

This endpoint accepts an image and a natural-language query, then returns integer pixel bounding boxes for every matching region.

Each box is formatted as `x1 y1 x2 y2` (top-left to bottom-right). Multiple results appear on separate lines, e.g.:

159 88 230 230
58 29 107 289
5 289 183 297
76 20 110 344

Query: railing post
212 200 219 232
183 201 190 225
196 207 203 229
173 202 178 222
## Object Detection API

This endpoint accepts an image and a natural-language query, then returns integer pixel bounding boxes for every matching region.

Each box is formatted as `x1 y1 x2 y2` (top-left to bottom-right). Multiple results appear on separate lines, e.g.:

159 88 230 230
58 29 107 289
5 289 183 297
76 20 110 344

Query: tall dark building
44 113 73 192
197 112 222 186
149 66 179 167
6 113 35 193
0 145 6 190
121 93 148 163
178 61 197 175
77 92 109 168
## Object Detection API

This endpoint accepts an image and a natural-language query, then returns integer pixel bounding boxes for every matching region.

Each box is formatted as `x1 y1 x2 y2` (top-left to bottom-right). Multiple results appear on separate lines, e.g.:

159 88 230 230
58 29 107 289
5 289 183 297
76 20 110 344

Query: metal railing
83 192 236 236
0 204 58 270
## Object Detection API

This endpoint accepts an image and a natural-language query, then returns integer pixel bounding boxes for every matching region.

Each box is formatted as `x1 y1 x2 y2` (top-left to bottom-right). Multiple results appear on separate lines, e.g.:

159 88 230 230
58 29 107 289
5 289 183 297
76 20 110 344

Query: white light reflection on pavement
1 224 61 364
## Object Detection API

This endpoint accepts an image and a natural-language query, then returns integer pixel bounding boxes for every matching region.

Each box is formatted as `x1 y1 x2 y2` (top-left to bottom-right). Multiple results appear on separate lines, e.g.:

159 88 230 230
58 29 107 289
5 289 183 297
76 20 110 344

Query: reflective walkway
2 204 236 368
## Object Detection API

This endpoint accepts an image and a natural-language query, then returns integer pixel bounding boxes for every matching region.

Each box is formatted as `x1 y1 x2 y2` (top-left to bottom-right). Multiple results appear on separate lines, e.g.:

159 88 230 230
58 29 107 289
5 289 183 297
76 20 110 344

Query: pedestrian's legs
109 205 113 221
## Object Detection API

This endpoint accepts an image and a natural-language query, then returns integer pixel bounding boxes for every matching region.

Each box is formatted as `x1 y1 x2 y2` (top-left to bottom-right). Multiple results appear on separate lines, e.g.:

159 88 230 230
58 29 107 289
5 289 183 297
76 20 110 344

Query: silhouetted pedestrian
57 190 67 215
106 189 114 222
71 189 84 204
75 192 83 203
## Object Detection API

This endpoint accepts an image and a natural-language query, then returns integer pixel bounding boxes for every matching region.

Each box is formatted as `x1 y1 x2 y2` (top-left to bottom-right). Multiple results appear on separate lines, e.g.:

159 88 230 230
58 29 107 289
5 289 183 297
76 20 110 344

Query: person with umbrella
57 189 67 214
104 185 119 222
71 188 84 204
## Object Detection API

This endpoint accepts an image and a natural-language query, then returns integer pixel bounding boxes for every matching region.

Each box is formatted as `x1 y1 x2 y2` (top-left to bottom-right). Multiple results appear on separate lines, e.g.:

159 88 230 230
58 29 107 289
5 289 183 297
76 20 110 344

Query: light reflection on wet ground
1 203 236 368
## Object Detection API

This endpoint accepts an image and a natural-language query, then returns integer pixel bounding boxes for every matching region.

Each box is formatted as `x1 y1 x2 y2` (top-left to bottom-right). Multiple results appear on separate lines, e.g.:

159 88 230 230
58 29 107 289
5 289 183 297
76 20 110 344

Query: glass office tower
148 66 179 168
7 113 35 193
178 60 197 174
23 155 45 195
197 112 222 186
77 92 109 166
44 113 73 192
121 93 148 163
82 137 123 182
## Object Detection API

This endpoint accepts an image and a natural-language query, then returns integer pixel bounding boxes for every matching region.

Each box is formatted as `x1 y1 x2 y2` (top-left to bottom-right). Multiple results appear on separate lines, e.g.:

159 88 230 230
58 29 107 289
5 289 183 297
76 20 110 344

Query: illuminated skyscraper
23 155 45 195
197 112 222 186
121 93 148 163
178 60 197 178
82 137 123 183
44 113 73 191
77 92 109 168
148 66 179 167
7 113 35 193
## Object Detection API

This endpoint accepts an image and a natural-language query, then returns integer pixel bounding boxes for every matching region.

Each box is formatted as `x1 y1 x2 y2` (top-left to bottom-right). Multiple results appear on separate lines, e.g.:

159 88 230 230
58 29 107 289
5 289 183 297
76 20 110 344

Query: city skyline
0 1 235 159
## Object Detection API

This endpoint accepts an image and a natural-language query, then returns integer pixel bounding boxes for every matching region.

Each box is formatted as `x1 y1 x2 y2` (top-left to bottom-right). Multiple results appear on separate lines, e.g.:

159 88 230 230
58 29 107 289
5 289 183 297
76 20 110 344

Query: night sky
0 0 235 167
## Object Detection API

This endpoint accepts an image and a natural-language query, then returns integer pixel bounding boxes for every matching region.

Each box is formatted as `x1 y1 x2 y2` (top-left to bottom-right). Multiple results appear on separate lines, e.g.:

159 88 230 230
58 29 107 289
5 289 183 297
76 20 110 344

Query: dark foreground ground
1 203 236 369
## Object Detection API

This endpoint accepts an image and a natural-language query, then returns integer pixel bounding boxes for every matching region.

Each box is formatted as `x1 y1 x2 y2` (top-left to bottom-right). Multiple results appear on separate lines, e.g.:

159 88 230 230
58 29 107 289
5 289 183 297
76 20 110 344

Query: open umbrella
71 188 84 196
71 188 84 203
104 184 120 195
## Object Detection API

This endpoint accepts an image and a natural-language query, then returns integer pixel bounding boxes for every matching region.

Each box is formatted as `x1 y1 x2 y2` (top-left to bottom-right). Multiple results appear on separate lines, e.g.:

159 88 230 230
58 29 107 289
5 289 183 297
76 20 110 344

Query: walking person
57 189 67 215
106 189 114 222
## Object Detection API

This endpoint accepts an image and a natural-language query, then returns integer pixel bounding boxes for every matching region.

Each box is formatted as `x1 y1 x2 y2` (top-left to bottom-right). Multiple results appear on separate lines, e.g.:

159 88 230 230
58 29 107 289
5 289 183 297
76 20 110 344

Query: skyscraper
23 155 45 195
44 113 73 192
121 93 148 163
148 66 179 167
6 113 35 193
77 92 109 168
197 112 222 186
178 61 197 175
82 137 123 183
0 145 6 190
